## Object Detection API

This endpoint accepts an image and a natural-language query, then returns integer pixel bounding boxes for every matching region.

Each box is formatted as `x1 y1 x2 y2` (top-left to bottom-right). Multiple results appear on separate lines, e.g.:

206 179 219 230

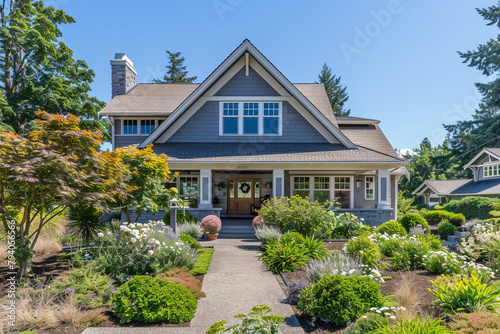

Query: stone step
447 235 460 243
453 231 467 238
220 225 255 231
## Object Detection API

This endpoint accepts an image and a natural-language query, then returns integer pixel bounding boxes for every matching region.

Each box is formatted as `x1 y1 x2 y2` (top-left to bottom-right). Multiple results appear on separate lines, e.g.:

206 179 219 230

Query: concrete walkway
83 238 303 334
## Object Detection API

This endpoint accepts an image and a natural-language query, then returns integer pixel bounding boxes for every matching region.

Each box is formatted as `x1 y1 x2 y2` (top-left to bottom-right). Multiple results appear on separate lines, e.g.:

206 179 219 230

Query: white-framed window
219 102 282 136
179 176 199 198
365 176 375 200
314 177 330 202
141 120 156 134
123 120 138 134
484 164 499 178
292 176 310 198
334 176 351 209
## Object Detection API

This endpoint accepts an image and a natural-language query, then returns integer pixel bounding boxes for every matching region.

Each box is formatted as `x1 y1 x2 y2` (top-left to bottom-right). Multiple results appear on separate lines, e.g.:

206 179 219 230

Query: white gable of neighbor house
139 40 355 148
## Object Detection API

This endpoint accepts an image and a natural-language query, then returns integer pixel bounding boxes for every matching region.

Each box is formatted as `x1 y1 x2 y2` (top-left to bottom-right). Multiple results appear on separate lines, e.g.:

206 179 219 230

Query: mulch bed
276 242 440 333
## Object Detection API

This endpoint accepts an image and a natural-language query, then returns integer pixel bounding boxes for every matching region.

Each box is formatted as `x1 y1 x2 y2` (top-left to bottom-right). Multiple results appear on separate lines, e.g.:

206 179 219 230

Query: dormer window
219 102 282 136
484 164 499 178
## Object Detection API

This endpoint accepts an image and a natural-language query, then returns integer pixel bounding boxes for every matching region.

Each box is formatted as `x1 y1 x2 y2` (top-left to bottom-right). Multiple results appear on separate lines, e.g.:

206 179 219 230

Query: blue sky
54 0 496 151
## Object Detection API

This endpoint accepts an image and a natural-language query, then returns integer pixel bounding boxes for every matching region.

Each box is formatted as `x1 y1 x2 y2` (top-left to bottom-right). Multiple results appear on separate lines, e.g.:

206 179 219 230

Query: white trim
376 169 390 209
365 176 375 200
199 169 212 208
118 118 165 136
110 116 115 150
218 101 282 136
138 40 356 149
483 163 500 178
464 148 500 170
273 169 285 198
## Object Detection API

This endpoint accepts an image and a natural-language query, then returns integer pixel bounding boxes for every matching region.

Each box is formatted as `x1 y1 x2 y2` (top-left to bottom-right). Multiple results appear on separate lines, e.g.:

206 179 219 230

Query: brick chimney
110 53 137 98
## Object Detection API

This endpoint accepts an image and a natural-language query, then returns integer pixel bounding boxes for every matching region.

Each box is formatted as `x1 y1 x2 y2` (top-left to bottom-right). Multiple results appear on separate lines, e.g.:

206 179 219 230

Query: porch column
377 169 390 209
199 169 212 209
272 169 285 198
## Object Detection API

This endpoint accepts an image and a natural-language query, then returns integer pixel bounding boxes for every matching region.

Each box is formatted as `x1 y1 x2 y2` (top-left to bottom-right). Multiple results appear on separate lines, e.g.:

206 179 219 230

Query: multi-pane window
334 177 351 208
484 164 499 178
314 177 330 202
123 120 138 134
222 103 239 135
263 103 279 135
179 177 199 198
220 102 281 135
365 176 375 200
243 103 259 135
141 120 155 134
293 177 310 198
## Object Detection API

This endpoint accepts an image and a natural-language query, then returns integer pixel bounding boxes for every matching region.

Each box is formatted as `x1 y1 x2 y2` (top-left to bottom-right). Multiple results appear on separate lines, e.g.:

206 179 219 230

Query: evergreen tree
153 51 197 84
316 63 350 116
444 2 500 163
0 0 108 140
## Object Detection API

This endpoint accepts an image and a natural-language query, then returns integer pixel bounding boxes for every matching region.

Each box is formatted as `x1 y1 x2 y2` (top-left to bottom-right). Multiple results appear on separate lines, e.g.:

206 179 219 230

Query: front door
227 178 261 215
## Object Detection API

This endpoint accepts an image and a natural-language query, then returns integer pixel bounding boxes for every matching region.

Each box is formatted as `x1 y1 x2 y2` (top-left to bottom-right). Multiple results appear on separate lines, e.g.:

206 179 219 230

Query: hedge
441 197 500 220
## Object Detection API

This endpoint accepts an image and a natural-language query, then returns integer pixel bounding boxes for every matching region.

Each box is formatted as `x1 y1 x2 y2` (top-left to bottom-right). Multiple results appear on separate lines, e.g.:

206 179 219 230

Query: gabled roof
464 147 500 169
413 179 472 196
336 116 380 125
137 39 356 149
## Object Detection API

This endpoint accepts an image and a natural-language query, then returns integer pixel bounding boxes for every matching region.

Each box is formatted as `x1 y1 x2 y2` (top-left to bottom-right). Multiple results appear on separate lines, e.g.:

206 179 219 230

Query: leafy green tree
445 3 500 163
0 112 124 279
153 51 197 84
108 145 177 223
0 0 108 140
316 63 350 116
399 138 463 199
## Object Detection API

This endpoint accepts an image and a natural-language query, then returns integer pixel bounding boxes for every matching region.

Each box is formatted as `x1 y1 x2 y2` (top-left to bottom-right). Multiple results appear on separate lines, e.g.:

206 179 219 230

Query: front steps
217 224 256 239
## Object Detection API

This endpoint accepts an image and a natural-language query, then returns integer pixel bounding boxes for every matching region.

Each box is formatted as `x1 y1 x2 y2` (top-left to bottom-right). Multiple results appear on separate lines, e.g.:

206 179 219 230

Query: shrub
255 225 282 245
201 215 221 234
261 240 310 273
423 250 463 275
447 311 500 333
419 234 444 251
449 213 466 227
430 273 500 313
372 317 452 333
437 221 457 237
112 276 197 323
344 313 391 334
258 195 335 236
425 210 452 223
51 268 113 309
376 221 407 236
298 275 384 325
461 221 500 272
252 215 264 228
346 234 382 269
398 213 429 234
332 213 370 239
442 197 500 220
180 234 200 250
178 222 203 239
95 221 197 280
389 238 428 271
189 248 214 276
206 304 284 334
280 231 305 245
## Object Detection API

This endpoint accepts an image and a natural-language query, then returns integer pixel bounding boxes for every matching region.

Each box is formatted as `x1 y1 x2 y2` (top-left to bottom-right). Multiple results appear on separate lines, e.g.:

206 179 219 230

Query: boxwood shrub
112 275 197 323
298 274 384 325
442 197 500 220
399 213 430 234
376 221 407 236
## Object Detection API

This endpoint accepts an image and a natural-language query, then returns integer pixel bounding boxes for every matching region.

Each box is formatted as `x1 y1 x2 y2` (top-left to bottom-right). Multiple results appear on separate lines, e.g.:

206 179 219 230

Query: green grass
383 294 398 308
190 249 214 276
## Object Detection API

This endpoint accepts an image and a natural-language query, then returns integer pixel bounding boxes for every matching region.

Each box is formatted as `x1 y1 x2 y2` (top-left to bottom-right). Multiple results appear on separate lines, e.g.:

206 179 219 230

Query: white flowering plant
460 221 500 274
94 220 198 280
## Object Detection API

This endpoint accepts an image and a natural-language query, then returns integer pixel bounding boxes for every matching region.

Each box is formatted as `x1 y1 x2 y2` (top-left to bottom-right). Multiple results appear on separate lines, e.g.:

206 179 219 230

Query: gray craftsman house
414 147 500 207
99 40 407 225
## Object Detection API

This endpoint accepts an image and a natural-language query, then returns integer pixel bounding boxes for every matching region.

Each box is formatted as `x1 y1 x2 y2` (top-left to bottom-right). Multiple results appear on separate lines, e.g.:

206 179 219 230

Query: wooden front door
227 178 261 215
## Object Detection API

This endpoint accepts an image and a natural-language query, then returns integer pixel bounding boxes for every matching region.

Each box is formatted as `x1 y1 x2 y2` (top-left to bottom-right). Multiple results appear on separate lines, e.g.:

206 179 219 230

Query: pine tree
445 3 500 163
316 63 350 116
153 51 197 84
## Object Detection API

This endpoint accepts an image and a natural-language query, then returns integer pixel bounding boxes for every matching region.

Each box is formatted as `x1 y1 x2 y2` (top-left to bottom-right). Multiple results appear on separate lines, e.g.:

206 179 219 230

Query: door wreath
239 182 251 194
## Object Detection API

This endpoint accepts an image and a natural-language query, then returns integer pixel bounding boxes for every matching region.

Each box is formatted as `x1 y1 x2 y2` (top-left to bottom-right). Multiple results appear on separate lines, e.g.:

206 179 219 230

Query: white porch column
377 169 390 209
199 169 212 209
273 169 285 198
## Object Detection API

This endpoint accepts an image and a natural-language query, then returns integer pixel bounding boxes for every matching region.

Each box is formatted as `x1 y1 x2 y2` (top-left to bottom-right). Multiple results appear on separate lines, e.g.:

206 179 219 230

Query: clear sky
53 0 497 151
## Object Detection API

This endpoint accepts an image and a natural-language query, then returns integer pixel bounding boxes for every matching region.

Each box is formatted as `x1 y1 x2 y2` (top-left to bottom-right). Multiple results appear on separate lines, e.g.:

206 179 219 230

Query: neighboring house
99 40 407 225
413 147 500 207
